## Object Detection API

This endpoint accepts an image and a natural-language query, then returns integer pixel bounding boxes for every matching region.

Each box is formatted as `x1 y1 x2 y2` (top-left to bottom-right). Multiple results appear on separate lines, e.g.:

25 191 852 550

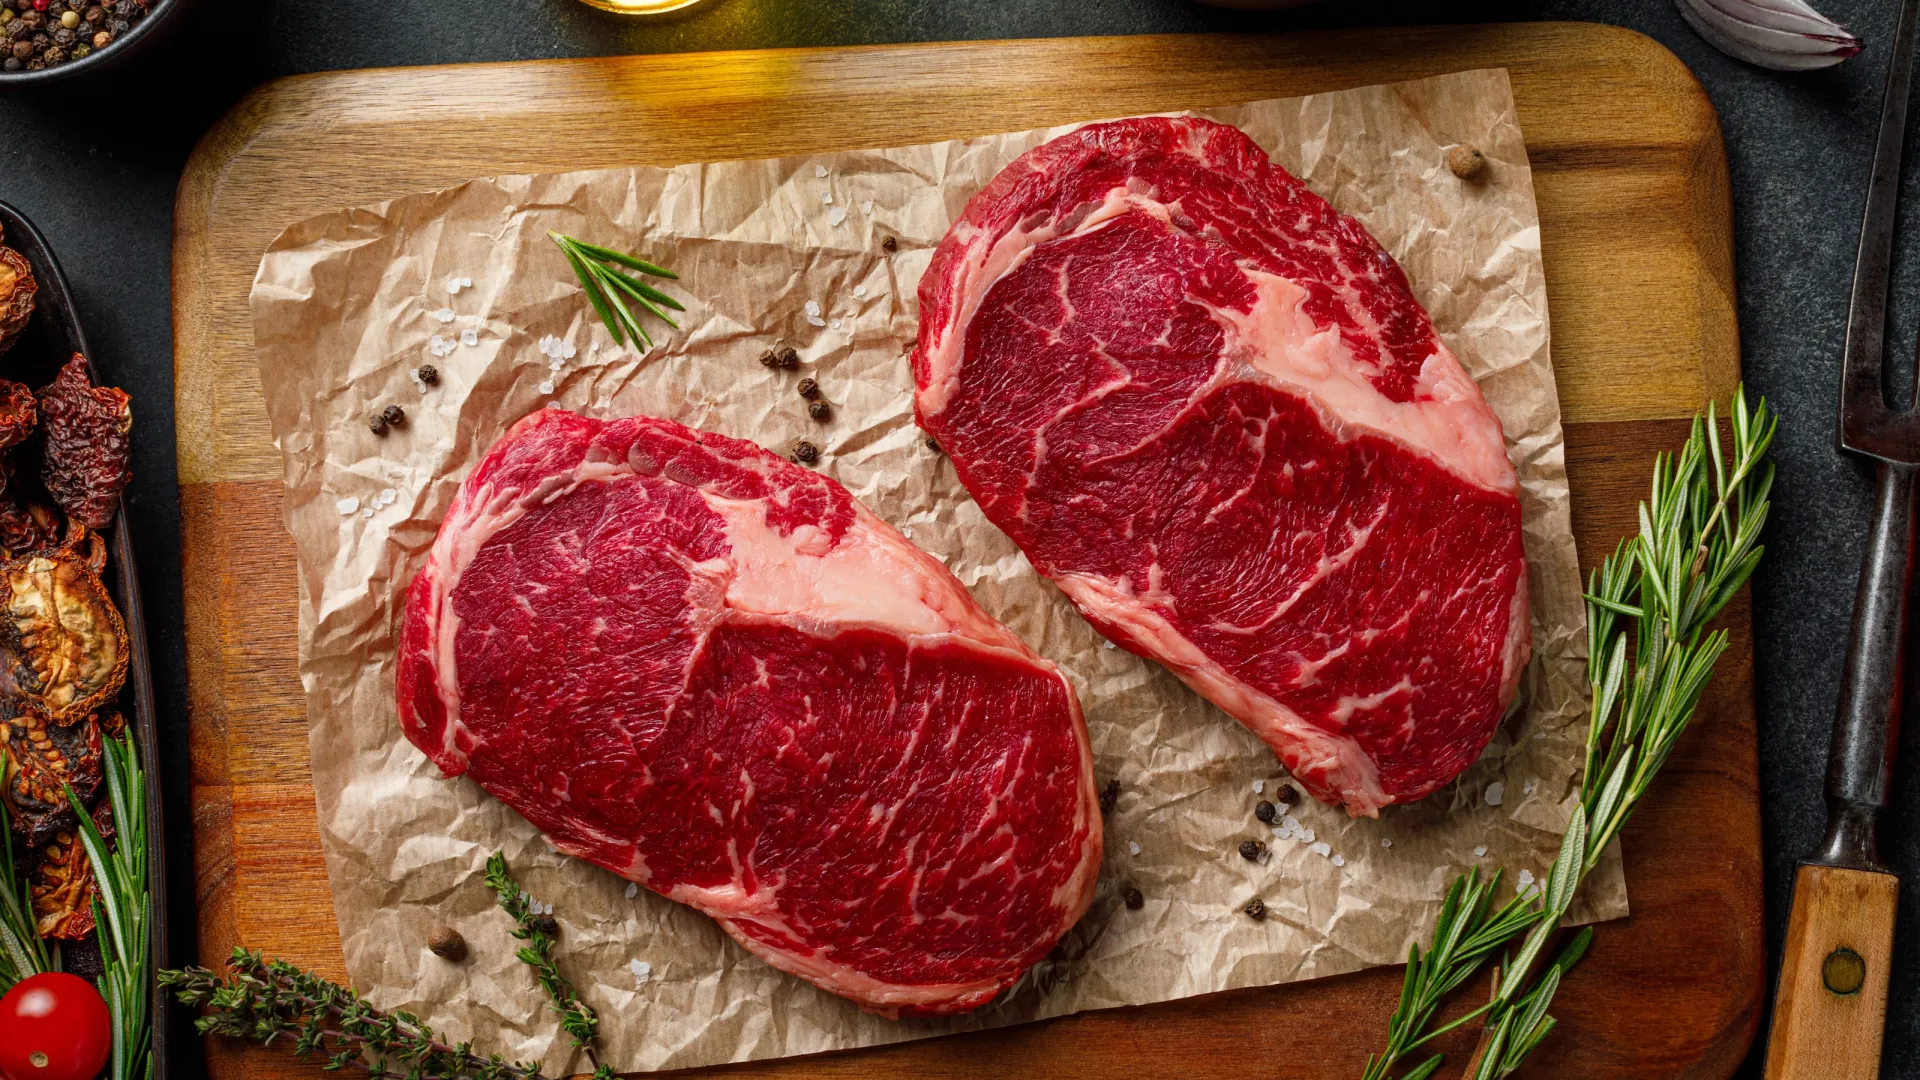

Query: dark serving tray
0 199 168 1076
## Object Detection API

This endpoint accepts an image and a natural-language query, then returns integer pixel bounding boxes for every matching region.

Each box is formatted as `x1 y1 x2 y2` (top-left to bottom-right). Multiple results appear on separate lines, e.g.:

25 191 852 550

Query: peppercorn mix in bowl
0 0 188 87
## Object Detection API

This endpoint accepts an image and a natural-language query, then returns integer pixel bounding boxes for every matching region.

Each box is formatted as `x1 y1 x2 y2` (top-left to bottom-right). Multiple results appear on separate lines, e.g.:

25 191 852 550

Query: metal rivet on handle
1822 947 1867 995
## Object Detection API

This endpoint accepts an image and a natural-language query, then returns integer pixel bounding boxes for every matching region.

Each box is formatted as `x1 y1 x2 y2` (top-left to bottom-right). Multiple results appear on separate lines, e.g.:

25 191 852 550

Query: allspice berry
776 346 800 369
881 236 898 254
381 404 406 427
427 926 468 962
808 400 831 422
792 440 820 464
1447 145 1486 180
1123 886 1144 910
1243 897 1267 920
532 913 560 937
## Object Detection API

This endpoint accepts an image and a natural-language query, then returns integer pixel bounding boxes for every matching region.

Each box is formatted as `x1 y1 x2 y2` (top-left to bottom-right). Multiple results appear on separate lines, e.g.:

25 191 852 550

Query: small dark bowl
0 198 169 1075
0 0 195 91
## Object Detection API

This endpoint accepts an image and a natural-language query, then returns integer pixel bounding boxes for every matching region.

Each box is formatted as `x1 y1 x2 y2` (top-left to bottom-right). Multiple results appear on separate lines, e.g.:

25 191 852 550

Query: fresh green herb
64 731 152 1080
1363 387 1774 1080
549 232 683 349
161 948 557 1080
0 749 54 991
483 853 613 1080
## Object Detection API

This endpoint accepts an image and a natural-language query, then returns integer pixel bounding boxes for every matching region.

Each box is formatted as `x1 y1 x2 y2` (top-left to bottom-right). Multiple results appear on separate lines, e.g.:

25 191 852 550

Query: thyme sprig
65 732 153 1080
549 232 682 350
1363 387 1775 1080
160 949 554 1080
483 853 612 1080
0 749 53 990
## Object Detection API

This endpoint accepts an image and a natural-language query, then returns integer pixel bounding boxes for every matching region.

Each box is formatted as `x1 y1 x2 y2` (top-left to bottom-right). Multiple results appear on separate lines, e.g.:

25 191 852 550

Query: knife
1761 2 1916 1077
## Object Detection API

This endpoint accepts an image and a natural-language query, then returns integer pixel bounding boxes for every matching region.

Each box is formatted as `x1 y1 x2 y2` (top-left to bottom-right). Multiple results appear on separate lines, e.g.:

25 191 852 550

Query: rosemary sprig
549 232 682 350
0 749 54 990
64 732 153 1080
161 948 555 1080
1363 387 1775 1080
483 853 612 1080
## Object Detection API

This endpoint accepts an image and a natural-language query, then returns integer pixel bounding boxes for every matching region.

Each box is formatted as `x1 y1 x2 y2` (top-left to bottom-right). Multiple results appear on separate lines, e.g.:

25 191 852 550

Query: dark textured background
2 0 1915 1076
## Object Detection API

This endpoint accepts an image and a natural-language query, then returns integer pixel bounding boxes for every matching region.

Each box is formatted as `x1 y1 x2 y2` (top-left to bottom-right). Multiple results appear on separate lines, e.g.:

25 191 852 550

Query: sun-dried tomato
0 239 34 355
0 497 61 558
38 354 130 530
0 382 31 455
2 551 128 721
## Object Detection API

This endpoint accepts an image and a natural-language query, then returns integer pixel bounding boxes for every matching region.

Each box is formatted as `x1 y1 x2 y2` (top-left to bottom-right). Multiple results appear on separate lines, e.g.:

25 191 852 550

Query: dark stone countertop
2 1 1914 1077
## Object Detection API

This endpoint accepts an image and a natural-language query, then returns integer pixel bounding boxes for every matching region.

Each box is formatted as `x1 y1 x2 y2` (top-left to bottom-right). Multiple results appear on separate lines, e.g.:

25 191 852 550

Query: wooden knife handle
1764 863 1900 1080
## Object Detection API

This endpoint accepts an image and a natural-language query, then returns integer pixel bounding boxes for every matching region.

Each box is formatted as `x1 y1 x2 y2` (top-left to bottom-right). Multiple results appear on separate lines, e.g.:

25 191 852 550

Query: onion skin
1677 0 1863 71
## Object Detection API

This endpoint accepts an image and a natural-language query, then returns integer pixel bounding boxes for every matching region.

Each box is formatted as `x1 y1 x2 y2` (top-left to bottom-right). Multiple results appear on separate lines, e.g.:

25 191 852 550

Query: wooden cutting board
174 24 1760 1080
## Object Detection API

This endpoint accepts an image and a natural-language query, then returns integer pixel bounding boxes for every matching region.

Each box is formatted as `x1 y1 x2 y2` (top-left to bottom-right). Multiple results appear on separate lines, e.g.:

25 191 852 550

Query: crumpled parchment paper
248 67 1620 1074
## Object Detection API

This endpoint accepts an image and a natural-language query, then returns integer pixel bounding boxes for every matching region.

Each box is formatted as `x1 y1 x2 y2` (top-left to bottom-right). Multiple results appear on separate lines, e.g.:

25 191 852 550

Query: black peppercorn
882 235 898 253
532 914 559 937
427 926 468 962
1243 897 1267 920
381 404 406 427
82 5 101 21
792 440 819 464
2 56 17 70
112 0 132 16
925 435 940 452
777 346 800 369
17 9 41 27
1123 886 1144 910
416 364 439 386
1254 800 1276 824
368 413 389 436
5 19 28 40
108 16 126 33
1238 839 1267 862
796 377 819 399
1274 784 1299 806
50 26 70 44
1098 778 1120 815
758 348 778 368
808 400 831 421
66 40 83 57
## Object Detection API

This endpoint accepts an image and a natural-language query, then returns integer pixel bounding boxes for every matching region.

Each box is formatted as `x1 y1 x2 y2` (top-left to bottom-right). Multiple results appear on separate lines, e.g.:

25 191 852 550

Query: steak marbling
914 116 1529 816
396 410 1101 1015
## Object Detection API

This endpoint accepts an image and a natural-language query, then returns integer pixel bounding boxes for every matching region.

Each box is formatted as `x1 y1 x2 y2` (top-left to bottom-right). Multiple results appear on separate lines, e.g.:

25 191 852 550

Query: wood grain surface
174 25 1760 1079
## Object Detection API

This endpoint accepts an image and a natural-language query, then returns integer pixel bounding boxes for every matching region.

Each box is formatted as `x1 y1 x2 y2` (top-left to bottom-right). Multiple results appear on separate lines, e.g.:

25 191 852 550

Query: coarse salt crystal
538 380 555 395
1381 838 1393 848
629 959 651 984
901 527 913 539
1485 781 1505 807
827 206 848 227
1332 854 1346 867
1127 841 1141 856
807 315 827 327
1252 779 1265 795
625 882 639 898
1517 869 1535 889
461 329 478 347
1311 842 1331 857
563 341 577 359
362 507 375 519
804 300 822 317
1473 845 1488 858
335 497 360 516
860 199 874 214
1523 778 1538 796
378 488 397 506
447 276 465 294
814 165 827 178
433 308 455 323
829 318 842 329
852 284 867 298
549 357 564 371
1271 826 1288 840
1281 815 1302 834
1102 640 1116 649
429 336 455 357
821 191 834 205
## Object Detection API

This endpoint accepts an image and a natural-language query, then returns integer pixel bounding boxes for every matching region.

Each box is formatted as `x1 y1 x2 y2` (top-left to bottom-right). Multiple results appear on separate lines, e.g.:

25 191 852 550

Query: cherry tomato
0 973 112 1080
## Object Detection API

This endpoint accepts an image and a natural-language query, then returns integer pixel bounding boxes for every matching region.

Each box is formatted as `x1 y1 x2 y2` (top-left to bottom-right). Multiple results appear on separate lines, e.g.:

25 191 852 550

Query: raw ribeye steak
396 410 1100 1015
914 116 1528 816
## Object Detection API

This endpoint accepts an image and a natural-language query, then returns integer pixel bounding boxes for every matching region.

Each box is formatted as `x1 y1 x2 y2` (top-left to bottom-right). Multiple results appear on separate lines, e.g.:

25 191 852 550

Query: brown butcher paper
249 67 1619 1073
